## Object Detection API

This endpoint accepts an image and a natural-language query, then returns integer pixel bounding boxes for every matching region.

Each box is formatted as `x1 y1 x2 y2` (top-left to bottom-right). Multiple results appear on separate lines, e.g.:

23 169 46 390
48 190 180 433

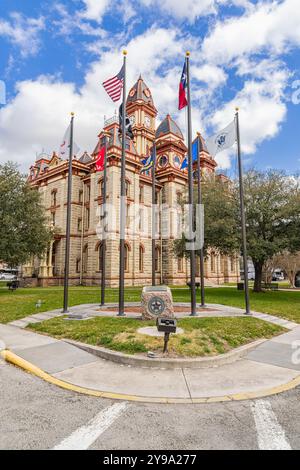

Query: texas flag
178 61 188 110
96 145 105 171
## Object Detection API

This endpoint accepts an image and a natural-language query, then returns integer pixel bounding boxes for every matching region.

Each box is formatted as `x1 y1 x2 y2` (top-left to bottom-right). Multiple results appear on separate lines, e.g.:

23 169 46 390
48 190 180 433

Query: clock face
129 115 135 125
173 155 181 169
144 88 151 98
158 155 168 168
144 116 151 128
129 88 136 97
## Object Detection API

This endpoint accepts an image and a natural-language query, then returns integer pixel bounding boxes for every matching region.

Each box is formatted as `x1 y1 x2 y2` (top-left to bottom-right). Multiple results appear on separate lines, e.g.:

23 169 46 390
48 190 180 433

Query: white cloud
210 72 288 156
0 27 191 170
81 0 110 22
0 12 45 58
202 0 300 64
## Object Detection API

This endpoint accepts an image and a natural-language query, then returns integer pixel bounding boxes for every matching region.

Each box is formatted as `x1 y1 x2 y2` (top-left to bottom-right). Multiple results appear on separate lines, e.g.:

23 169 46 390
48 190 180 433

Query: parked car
0 273 16 281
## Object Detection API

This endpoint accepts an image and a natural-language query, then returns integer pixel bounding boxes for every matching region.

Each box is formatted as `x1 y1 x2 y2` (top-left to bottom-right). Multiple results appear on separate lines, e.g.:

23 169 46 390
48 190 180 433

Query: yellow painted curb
1 349 300 404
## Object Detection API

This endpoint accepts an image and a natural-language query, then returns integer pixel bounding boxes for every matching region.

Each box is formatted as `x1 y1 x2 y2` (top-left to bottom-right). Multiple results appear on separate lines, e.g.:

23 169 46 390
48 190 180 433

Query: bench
262 282 279 291
187 282 201 289
7 280 19 291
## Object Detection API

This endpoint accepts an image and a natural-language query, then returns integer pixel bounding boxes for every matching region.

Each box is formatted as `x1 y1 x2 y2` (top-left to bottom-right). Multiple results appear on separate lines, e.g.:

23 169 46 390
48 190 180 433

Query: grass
28 316 284 357
1 285 300 324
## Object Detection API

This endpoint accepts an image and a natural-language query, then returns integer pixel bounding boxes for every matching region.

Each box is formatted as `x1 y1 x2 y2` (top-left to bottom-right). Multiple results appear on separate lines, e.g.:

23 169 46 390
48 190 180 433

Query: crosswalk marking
251 399 291 450
53 402 128 450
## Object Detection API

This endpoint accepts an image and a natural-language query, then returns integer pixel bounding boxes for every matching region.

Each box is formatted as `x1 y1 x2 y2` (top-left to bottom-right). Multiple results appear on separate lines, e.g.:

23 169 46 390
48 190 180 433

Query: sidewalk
1 320 300 404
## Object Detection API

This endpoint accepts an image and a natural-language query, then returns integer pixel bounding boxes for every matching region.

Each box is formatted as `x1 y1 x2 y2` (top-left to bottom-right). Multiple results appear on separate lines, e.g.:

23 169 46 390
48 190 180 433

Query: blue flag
141 151 154 172
180 137 199 170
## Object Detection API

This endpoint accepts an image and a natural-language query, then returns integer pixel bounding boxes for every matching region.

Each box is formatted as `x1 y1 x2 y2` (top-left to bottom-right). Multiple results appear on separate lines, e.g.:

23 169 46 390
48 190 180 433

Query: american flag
102 64 125 102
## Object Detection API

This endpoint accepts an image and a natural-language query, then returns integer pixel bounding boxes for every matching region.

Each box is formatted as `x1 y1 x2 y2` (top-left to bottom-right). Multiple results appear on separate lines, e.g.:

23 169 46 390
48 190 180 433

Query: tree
173 174 239 258
173 169 300 293
243 170 300 292
0 162 52 267
275 251 300 288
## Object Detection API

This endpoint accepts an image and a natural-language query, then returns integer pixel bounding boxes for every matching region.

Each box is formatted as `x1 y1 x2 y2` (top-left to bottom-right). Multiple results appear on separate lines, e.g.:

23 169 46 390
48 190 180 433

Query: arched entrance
295 272 300 288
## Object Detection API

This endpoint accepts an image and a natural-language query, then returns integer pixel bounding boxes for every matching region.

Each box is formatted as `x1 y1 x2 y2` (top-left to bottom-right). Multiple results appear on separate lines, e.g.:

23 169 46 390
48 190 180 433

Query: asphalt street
1 358 300 450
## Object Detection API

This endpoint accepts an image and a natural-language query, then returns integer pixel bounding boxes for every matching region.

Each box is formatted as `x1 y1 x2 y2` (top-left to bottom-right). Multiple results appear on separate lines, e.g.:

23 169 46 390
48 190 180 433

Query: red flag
178 60 188 110
96 146 105 171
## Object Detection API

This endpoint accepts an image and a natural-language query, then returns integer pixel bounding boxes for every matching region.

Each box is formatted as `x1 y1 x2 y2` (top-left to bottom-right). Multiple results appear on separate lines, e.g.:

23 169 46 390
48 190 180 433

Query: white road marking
53 402 128 450
251 399 291 450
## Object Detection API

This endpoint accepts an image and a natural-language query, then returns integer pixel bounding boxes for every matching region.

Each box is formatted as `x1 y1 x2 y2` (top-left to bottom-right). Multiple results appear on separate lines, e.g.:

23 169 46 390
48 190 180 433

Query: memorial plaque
141 285 174 320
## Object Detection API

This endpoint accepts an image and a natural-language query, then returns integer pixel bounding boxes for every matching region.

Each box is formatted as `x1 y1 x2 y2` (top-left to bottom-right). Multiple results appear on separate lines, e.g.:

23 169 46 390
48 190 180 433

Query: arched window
178 256 183 273
83 244 88 273
139 245 144 272
155 246 160 272
125 180 130 197
97 242 104 272
76 258 81 273
124 243 130 272
210 253 215 272
230 256 235 272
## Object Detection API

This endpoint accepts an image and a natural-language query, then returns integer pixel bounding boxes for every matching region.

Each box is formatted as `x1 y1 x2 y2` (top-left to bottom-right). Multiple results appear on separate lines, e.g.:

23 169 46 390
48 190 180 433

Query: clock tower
126 75 157 156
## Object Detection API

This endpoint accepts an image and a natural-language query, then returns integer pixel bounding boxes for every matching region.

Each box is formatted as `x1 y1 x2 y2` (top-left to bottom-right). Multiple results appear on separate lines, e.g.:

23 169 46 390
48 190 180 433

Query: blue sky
0 0 299 174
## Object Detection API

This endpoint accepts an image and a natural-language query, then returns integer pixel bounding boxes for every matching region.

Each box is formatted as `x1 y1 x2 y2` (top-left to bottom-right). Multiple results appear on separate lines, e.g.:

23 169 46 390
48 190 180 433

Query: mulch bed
98 306 216 313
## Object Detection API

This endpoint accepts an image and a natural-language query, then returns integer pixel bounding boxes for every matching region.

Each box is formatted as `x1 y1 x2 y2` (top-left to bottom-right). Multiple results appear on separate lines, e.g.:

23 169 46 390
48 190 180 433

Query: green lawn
0 285 300 324
28 316 284 357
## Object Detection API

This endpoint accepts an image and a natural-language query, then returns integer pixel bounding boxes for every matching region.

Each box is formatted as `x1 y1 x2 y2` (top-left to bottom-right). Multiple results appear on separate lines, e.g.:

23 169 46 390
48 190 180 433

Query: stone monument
141 286 174 320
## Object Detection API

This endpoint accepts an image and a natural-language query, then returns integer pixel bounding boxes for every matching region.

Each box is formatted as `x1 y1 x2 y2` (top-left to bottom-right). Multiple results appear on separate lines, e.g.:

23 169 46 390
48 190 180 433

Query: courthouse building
24 76 240 287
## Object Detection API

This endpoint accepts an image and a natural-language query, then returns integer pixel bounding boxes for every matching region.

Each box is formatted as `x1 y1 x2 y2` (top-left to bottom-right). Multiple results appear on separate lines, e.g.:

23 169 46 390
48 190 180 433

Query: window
139 185 144 203
139 208 144 231
51 190 57 207
51 212 56 226
85 184 90 202
158 155 168 168
76 258 81 273
85 207 90 229
83 245 88 272
176 192 183 204
98 243 104 272
79 189 83 203
211 254 216 272
124 244 130 272
178 257 183 273
77 218 82 232
126 204 130 228
99 179 104 198
230 256 235 272
155 246 160 272
125 180 130 197
139 245 144 272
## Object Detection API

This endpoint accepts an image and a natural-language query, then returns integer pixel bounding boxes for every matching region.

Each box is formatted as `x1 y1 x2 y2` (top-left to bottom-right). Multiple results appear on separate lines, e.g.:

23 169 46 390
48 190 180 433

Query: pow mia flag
206 120 236 157
119 104 134 140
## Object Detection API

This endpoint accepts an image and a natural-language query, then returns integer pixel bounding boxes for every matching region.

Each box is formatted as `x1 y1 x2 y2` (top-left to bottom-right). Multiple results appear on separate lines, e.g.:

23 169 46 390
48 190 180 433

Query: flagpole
100 134 108 306
235 108 251 315
186 52 197 317
196 133 206 308
152 143 157 286
62 113 74 313
118 50 127 317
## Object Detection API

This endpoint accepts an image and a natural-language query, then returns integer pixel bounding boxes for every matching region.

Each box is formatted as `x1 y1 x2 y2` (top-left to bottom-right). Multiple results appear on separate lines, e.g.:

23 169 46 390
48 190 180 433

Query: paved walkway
1 304 300 403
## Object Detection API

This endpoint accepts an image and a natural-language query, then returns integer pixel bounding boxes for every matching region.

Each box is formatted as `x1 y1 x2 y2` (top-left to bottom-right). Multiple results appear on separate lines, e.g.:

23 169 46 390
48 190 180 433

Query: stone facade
24 76 240 287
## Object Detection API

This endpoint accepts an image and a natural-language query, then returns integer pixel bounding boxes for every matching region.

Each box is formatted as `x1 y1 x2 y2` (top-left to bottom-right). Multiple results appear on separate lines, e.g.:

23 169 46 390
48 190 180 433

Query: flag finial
235 107 239 112
186 51 190 57
197 132 201 136
71 112 75 116
123 50 127 55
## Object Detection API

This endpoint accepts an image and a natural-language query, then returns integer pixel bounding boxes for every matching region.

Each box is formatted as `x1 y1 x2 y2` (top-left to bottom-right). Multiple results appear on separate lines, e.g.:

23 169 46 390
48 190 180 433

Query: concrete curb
2 348 300 404
64 338 267 369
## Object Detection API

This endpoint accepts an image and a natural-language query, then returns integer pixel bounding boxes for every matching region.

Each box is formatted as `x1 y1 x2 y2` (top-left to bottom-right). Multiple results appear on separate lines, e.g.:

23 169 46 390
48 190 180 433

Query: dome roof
155 114 183 139
127 75 154 107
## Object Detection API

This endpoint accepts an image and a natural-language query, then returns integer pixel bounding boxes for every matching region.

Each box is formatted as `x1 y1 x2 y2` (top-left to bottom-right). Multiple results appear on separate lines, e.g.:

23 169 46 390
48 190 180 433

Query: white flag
59 124 80 158
206 120 236 157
